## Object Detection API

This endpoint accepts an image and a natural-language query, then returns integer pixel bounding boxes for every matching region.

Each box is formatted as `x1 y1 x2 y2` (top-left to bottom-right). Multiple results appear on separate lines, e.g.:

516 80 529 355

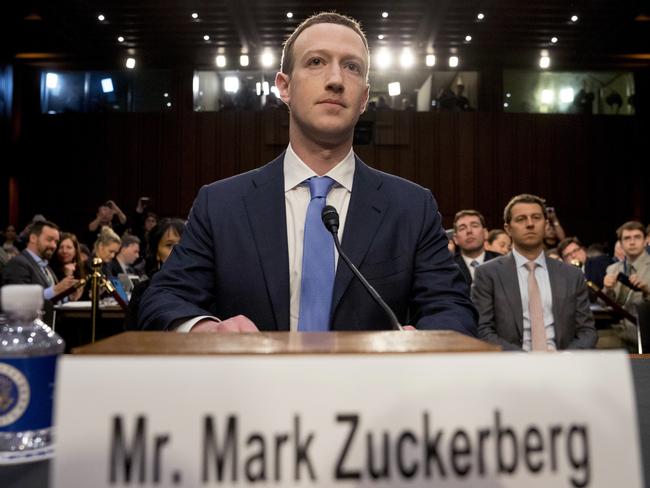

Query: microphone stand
322 206 403 331
89 257 129 343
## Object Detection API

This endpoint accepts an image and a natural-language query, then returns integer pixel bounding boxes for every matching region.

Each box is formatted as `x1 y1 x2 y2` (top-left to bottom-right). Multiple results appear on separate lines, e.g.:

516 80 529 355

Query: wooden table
72 330 500 355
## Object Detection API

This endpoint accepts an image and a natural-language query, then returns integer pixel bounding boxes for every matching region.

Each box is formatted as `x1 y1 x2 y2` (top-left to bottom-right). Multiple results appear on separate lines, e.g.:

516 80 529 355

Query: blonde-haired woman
93 226 121 277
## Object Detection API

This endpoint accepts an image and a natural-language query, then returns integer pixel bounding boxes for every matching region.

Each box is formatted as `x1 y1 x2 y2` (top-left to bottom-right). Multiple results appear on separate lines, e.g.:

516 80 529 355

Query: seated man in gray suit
472 194 597 351
2 221 78 324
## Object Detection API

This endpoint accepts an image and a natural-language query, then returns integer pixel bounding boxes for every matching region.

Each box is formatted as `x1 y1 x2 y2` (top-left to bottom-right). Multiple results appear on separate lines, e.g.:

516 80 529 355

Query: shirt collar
26 248 48 268
283 143 355 193
462 251 485 266
512 247 547 270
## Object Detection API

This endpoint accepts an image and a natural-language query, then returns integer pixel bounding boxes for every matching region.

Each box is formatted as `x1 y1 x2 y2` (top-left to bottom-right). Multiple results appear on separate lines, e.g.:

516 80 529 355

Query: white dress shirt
512 248 557 351
462 251 486 280
177 144 355 332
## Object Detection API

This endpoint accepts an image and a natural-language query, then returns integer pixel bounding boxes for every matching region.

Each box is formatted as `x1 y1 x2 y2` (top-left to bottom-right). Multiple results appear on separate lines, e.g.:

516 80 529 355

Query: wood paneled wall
8 110 647 248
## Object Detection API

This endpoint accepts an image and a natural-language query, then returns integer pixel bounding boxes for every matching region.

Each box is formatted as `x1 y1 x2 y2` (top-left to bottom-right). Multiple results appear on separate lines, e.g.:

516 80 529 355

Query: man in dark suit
2 221 77 324
138 12 477 335
472 194 597 351
557 237 612 290
452 210 500 285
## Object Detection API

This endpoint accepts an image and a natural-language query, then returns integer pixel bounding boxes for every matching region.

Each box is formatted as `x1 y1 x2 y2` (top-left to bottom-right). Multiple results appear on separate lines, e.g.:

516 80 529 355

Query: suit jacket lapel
331 158 388 315
498 253 524 336
22 250 51 288
243 154 290 330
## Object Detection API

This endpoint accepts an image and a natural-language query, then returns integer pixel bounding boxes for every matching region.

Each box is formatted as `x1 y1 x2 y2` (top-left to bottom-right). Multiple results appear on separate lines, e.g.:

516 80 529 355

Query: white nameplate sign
53 352 643 487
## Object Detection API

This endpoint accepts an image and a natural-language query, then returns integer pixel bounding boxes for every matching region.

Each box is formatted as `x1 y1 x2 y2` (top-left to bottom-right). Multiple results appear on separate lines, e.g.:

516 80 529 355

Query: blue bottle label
0 355 59 432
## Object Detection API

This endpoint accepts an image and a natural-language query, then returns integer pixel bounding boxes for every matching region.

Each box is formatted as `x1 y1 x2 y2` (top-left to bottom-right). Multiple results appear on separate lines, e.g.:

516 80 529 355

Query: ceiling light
163 92 169 98
261 51 274 67
45 73 58 89
477 13 485 20
449 56 459 68
382 12 389 19
203 35 210 41
224 76 240 93
506 92 511 98
388 82 401 97
503 102 509 108
425 54 436 67
399 48 415 68
125 58 136 69
551 36 558 43
215 55 226 68
375 48 392 69
240 54 249 67
97 14 105 22
541 89 554 104
286 12 293 19
560 87 575 103
571 15 578 22
191 12 199 19
117 36 124 43
465 35 472 42
539 55 550 69
378 34 385 40
166 102 172 107
101 78 114 93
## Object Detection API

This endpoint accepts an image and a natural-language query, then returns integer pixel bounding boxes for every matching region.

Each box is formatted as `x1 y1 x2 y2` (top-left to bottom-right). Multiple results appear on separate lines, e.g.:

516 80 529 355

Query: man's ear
275 72 291 107
504 224 512 237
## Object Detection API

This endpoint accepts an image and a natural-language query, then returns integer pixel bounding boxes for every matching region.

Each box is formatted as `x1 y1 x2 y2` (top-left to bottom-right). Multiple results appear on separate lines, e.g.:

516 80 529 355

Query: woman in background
51 232 86 301
124 218 185 329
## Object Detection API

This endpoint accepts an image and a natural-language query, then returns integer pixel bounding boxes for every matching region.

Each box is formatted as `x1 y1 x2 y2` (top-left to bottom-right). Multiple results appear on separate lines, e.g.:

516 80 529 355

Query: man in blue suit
137 12 477 335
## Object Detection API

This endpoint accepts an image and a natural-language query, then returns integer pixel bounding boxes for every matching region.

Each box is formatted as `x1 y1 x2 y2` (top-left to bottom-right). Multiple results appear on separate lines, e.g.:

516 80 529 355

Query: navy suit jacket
454 250 501 285
138 154 478 335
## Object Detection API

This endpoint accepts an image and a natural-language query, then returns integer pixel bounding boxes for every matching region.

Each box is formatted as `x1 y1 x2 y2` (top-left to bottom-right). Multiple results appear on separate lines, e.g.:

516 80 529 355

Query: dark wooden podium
72 330 500 355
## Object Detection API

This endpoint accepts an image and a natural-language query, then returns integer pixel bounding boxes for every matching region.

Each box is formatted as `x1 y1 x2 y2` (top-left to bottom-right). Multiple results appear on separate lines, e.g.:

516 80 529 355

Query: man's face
276 23 369 147
561 242 587 265
453 215 485 254
31 226 60 260
620 229 645 259
505 203 546 250
119 243 140 266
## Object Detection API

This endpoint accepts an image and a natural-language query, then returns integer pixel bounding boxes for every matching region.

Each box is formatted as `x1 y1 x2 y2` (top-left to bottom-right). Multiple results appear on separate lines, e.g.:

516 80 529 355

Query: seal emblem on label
0 363 31 427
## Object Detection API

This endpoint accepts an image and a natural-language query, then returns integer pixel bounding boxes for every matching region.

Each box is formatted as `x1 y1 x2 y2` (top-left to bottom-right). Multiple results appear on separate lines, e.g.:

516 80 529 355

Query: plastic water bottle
0 284 65 463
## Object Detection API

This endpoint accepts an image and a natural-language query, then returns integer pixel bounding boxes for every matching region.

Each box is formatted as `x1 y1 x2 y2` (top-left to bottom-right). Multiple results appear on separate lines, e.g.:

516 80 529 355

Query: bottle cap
1 284 44 314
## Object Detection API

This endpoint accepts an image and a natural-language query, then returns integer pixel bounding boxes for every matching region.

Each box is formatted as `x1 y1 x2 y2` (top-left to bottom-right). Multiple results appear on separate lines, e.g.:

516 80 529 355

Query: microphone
321 205 403 331
616 272 643 292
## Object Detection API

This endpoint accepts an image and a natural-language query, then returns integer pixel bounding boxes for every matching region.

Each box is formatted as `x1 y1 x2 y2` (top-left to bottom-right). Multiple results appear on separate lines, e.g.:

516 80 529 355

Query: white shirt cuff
176 315 220 332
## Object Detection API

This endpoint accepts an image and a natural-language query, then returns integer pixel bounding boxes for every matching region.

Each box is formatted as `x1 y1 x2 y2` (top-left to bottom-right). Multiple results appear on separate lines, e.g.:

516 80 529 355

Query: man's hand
53 276 78 295
190 315 259 333
603 273 618 289
629 274 649 294
63 263 76 277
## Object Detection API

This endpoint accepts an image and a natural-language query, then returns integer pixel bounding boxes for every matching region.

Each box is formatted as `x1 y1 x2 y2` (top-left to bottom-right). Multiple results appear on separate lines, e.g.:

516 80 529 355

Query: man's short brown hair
557 237 582 258
503 194 547 224
280 12 370 79
28 220 59 237
453 210 486 231
616 221 646 240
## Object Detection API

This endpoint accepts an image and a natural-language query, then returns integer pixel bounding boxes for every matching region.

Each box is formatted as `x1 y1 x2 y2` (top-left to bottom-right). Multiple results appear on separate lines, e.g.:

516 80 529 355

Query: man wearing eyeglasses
557 237 612 290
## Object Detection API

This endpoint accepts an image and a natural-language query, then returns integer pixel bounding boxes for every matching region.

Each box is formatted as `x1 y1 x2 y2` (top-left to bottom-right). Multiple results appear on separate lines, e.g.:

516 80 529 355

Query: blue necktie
298 176 336 331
